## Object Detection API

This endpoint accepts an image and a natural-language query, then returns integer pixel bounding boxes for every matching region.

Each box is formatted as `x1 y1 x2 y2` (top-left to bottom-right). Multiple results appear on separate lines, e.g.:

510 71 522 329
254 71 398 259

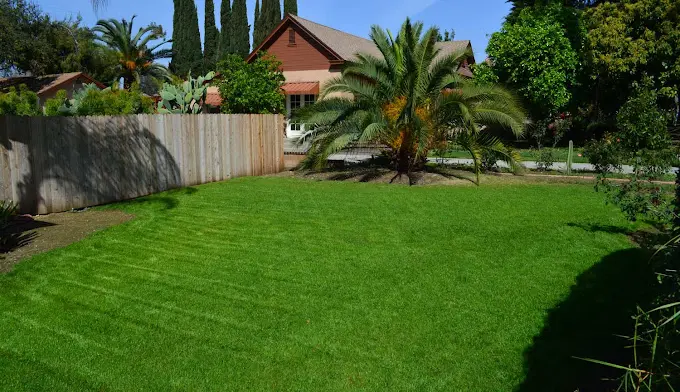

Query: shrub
216 53 285 114
44 84 154 116
584 136 624 174
0 84 40 116
536 148 556 171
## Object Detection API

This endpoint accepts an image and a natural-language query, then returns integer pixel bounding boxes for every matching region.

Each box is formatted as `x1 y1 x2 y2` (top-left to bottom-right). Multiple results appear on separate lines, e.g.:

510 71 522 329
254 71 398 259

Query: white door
286 94 316 139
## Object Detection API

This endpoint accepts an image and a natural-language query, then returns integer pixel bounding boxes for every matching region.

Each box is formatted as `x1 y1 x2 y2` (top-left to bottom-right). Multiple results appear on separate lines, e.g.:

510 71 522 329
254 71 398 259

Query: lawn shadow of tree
516 247 656 392
115 187 199 211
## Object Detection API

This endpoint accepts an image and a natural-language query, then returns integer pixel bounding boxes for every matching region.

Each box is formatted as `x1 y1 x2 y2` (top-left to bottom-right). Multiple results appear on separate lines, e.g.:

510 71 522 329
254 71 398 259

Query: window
287 94 317 135
289 95 301 131
288 29 296 46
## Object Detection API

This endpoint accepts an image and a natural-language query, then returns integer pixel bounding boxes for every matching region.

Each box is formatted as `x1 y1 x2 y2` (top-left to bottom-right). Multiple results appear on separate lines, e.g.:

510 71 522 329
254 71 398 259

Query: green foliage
584 0 680 120
94 16 172 90
203 0 219 72
617 88 672 154
231 0 250 57
259 0 281 45
436 28 455 42
253 0 263 47
218 0 232 57
43 84 154 116
584 135 624 173
0 85 40 116
295 18 526 178
283 0 297 15
470 62 498 86
216 54 285 114
0 0 119 80
171 0 204 76
536 148 556 171
158 72 215 114
593 89 676 222
487 5 579 120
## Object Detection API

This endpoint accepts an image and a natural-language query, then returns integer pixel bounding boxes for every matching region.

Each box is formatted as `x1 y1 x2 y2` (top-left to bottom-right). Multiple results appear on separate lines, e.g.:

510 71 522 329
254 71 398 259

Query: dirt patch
0 209 134 273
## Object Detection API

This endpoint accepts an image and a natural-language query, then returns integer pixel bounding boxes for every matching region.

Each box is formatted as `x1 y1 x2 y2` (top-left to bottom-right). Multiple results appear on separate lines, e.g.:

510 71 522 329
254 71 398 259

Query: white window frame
286 94 316 138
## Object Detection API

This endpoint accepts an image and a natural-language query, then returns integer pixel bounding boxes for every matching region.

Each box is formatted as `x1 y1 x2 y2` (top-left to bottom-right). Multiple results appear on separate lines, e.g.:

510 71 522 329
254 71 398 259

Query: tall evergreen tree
253 0 262 47
271 0 281 27
260 0 281 40
283 0 297 15
204 0 219 70
219 0 232 58
231 0 250 57
170 0 185 74
185 0 204 75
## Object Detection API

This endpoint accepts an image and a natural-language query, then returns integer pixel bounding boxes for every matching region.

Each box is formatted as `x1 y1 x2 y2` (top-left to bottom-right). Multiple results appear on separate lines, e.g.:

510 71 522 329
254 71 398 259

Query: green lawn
0 177 647 391
432 147 591 163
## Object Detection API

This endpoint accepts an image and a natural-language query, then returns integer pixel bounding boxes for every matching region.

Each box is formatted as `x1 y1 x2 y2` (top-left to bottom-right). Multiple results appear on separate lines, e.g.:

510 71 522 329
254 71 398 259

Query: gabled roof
0 72 106 96
248 14 475 65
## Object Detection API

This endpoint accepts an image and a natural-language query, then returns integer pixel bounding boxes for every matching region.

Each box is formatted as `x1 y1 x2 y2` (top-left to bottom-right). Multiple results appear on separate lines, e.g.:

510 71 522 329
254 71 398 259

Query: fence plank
0 114 284 213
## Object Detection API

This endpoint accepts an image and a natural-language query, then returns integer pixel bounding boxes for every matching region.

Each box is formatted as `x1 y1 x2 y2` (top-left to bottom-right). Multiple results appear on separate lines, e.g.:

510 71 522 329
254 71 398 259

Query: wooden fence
0 114 285 214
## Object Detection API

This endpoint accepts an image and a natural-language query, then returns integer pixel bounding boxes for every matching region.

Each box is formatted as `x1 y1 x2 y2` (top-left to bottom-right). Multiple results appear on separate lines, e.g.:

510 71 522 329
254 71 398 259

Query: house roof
0 72 106 96
205 86 221 107
282 82 319 95
248 14 475 65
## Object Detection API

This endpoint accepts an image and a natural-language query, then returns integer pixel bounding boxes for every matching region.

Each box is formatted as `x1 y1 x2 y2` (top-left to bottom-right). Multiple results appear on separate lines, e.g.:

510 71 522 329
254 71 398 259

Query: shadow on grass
516 248 655 392
113 187 199 211
425 165 477 184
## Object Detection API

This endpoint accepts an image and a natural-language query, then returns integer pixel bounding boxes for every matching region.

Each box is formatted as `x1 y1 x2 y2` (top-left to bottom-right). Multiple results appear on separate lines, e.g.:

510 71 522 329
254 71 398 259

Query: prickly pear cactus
158 72 215 114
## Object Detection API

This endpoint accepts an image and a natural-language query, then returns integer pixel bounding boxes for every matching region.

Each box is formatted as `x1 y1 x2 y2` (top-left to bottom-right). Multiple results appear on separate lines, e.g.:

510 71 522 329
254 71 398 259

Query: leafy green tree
218 0 232 58
295 19 526 181
585 0 680 122
216 53 285 114
487 5 578 121
471 62 498 86
231 0 250 57
283 0 297 15
0 0 118 80
203 0 219 71
0 85 40 116
94 16 172 89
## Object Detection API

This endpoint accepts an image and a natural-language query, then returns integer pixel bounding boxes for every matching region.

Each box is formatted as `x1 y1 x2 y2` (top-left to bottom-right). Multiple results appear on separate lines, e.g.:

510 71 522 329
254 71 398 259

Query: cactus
158 72 215 114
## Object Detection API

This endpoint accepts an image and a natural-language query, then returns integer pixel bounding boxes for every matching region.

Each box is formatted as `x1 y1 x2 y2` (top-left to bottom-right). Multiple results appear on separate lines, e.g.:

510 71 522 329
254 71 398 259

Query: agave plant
294 18 525 183
94 16 172 89
157 72 215 114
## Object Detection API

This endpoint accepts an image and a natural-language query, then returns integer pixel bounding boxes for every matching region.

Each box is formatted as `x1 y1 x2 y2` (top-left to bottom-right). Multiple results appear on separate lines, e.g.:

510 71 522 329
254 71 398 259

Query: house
0 72 106 108
245 14 476 140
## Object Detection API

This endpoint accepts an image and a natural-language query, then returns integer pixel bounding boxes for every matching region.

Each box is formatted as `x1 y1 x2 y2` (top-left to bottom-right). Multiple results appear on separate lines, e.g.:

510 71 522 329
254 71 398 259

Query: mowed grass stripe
0 177 641 391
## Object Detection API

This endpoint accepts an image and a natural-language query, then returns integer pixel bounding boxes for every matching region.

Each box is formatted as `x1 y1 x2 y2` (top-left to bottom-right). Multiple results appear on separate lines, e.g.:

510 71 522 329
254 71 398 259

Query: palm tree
94 16 172 89
294 19 526 183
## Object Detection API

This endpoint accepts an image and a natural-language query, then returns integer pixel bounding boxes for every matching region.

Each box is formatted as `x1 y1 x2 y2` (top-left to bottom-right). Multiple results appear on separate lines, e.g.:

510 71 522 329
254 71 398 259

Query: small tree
216 54 285 114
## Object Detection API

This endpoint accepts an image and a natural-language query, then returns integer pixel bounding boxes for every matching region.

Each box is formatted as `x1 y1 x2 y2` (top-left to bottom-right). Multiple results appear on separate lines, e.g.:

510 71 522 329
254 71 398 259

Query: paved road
327 151 680 175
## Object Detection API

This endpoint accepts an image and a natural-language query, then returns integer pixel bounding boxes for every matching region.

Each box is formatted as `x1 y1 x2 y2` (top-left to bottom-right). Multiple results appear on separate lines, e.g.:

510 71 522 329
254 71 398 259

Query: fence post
566 140 574 175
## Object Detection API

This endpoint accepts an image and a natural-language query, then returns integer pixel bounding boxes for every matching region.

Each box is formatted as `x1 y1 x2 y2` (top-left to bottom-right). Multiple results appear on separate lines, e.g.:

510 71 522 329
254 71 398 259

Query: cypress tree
203 0 219 71
185 0 204 75
283 0 297 16
253 0 261 47
170 0 185 74
271 0 281 27
231 0 250 57
219 0 232 58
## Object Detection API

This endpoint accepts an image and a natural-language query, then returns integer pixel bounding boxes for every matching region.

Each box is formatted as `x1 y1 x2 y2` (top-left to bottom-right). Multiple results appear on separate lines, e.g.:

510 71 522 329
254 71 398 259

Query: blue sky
36 0 511 61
